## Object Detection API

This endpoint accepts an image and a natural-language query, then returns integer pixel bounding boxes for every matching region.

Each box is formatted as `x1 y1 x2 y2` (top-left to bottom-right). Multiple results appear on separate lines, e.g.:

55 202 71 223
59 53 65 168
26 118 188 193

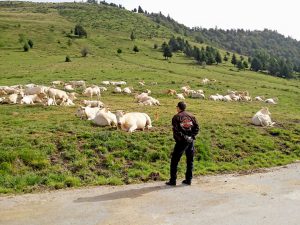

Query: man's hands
184 135 193 143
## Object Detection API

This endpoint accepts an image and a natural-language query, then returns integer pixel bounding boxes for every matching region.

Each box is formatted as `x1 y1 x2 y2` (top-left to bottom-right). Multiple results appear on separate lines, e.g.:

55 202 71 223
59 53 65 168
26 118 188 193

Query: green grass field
0 2 299 194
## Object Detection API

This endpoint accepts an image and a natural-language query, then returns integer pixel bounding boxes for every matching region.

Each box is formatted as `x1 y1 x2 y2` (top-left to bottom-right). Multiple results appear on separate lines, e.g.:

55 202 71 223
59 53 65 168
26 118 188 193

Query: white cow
101 81 110 85
191 92 205 99
20 94 44 105
60 99 75 106
92 108 117 127
47 88 69 105
24 86 49 95
113 87 122 93
115 111 152 132
254 96 264 101
64 84 74 91
265 98 277 104
51 80 64 86
69 80 86 88
252 107 275 127
222 95 232 102
82 100 104 108
138 96 160 106
176 93 185 100
45 98 55 106
82 86 101 99
123 87 132 94
75 106 101 120
99 86 107 92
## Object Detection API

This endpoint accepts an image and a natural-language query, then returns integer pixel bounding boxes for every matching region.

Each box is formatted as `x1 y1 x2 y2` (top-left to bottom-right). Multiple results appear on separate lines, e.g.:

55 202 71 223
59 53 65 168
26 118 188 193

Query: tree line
160 36 222 66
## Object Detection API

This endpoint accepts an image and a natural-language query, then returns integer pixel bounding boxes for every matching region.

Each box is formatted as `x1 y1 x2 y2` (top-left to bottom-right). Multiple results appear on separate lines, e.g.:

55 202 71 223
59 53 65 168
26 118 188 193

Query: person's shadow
74 184 184 203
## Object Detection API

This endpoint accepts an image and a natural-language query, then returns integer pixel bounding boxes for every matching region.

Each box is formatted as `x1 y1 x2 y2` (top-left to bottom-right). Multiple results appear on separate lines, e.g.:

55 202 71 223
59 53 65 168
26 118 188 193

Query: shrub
153 43 158 49
133 45 139 52
117 48 122 54
28 39 33 48
81 47 89 57
23 42 30 52
74 24 87 38
65 55 71 62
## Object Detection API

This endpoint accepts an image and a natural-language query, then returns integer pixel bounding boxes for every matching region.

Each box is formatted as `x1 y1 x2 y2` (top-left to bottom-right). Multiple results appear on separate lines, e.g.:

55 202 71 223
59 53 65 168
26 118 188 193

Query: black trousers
170 141 194 182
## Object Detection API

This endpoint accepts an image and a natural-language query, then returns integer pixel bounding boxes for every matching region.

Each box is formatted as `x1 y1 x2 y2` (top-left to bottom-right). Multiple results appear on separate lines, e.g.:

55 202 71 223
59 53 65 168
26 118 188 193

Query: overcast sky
8 0 300 41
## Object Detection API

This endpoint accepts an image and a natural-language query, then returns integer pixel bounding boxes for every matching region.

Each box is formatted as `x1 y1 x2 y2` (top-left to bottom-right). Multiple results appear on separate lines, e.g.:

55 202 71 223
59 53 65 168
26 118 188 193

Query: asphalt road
0 162 299 225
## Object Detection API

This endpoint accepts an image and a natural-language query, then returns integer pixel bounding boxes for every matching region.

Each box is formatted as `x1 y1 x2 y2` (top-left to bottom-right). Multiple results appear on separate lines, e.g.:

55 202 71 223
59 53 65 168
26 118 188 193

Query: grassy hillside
0 2 299 194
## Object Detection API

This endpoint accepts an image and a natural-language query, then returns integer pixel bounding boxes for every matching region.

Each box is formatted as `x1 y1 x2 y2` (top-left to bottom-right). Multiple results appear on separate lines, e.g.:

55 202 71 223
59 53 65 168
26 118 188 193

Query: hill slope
0 2 299 194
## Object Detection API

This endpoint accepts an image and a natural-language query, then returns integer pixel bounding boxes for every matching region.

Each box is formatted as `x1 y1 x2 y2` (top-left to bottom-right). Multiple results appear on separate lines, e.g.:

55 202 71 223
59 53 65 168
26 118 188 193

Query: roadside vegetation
0 1 299 194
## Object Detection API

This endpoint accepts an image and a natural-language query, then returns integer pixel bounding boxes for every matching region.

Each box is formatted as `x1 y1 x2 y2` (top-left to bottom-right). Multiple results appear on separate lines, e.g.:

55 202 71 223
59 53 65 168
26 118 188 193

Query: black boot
165 180 176 186
182 180 191 185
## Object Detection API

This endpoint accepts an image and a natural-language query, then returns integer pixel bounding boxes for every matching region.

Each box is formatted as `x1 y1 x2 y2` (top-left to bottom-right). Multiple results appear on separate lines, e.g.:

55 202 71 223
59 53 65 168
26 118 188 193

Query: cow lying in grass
252 107 275 127
115 110 152 132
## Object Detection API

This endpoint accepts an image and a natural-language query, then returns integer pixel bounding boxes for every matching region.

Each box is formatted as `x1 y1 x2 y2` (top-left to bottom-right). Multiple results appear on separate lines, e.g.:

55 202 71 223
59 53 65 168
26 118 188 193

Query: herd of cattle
0 78 277 132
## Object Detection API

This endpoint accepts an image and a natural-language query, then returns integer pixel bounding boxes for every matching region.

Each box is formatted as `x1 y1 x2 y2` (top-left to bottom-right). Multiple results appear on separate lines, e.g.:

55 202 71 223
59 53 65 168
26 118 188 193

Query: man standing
166 101 199 186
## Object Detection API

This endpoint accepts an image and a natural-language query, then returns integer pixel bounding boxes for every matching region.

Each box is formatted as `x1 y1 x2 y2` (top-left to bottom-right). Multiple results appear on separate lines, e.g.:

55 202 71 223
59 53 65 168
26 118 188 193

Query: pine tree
250 57 262 71
138 6 144 13
163 45 172 59
215 51 222 64
231 54 237 65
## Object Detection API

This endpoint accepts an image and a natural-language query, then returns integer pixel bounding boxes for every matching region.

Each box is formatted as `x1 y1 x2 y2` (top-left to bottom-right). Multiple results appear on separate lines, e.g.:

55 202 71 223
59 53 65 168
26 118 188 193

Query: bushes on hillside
65 55 71 62
133 45 139 52
74 24 87 38
117 49 122 54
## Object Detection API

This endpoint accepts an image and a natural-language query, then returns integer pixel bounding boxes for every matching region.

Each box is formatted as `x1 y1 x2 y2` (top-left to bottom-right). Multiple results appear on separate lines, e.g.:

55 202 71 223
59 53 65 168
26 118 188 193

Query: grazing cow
92 108 117 127
176 93 185 100
47 88 69 105
265 98 277 104
252 107 275 127
82 86 101 99
82 100 104 108
115 111 152 132
75 106 101 120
